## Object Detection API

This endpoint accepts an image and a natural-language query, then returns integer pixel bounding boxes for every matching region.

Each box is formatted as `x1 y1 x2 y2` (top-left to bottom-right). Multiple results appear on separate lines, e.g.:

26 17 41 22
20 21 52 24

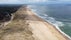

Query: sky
0 0 71 4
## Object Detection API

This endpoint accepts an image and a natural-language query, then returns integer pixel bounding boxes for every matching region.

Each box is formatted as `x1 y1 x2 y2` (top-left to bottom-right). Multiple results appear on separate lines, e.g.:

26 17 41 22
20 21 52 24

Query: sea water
28 4 71 37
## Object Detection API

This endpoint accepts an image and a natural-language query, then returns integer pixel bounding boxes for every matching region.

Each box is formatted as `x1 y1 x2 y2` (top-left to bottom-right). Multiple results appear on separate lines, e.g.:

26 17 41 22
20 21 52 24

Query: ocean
28 4 71 37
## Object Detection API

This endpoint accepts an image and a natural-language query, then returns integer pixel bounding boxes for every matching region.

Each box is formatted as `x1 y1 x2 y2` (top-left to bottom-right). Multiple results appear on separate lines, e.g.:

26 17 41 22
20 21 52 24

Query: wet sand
0 6 70 40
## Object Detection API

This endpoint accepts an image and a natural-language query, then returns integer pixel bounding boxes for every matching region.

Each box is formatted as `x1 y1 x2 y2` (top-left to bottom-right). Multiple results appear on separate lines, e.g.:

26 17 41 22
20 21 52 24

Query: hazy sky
0 0 71 4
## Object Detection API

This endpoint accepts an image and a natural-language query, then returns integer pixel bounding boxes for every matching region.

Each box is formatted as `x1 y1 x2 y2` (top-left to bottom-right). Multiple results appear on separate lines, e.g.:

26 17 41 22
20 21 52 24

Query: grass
0 11 35 40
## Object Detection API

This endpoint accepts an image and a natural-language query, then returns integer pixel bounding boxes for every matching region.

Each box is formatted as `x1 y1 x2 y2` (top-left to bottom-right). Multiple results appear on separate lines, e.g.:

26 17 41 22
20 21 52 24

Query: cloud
0 0 71 4
28 0 41 2
28 0 47 2
0 0 21 4
0 0 48 4
59 0 71 1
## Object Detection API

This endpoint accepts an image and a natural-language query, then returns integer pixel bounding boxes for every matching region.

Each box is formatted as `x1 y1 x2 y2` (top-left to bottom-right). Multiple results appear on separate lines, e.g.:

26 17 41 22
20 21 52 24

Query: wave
29 7 71 39
31 8 64 27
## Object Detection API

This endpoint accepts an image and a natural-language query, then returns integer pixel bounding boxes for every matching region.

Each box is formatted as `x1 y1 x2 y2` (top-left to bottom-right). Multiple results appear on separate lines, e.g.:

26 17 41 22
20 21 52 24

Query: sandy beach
0 6 70 40
25 8 70 40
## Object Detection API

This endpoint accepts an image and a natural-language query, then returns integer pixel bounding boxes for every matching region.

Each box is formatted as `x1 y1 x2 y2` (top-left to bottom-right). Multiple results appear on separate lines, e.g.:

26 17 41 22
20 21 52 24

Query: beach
0 6 70 40
25 7 70 40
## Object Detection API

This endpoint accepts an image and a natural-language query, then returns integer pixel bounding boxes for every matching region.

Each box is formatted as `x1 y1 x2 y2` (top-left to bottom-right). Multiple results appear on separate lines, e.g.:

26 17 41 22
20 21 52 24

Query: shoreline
27 8 71 40
32 11 71 39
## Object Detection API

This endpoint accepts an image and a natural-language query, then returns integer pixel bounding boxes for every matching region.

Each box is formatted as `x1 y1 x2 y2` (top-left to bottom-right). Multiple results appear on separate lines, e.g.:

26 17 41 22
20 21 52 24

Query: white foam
29 6 71 39
43 14 48 17
31 10 71 40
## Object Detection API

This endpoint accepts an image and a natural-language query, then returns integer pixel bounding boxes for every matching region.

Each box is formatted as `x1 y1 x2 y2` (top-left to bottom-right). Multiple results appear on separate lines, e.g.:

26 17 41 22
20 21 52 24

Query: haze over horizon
0 0 71 4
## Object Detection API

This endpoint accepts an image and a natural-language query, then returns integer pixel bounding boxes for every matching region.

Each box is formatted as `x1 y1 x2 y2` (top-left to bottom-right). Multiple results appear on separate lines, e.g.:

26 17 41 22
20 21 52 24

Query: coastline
0 6 70 40
27 8 71 40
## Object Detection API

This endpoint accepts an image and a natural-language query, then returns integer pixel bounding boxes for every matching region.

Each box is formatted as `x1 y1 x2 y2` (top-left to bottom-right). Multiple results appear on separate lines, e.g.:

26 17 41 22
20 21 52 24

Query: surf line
29 8 71 40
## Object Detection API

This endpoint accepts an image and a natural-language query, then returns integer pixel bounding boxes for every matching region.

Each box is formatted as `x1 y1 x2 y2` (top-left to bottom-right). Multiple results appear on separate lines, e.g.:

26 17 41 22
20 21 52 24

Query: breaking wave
31 8 64 27
28 5 64 27
28 6 71 39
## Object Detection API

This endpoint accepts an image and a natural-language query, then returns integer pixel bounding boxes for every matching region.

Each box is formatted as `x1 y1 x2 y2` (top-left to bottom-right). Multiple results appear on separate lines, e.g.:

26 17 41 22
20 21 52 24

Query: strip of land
0 6 70 40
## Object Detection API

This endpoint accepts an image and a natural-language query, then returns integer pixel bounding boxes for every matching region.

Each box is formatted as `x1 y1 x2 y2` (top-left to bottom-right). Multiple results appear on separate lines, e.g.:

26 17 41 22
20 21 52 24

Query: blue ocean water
29 4 71 37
